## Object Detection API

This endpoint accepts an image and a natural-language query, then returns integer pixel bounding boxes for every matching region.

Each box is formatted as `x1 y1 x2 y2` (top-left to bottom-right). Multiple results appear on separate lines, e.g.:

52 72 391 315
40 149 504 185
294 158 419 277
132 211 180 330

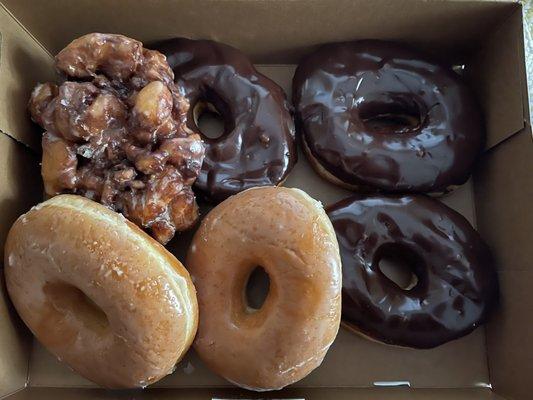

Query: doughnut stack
3 33 498 391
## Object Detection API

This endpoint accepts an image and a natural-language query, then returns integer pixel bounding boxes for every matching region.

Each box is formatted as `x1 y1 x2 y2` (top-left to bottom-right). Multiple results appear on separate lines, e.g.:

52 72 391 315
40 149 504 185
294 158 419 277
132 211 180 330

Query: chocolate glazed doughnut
293 40 484 194
155 38 296 202
327 195 498 348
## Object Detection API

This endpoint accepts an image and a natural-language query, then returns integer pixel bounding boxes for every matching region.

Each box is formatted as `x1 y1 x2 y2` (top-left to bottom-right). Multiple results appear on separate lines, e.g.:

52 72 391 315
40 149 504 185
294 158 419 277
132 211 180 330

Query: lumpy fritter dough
29 33 205 244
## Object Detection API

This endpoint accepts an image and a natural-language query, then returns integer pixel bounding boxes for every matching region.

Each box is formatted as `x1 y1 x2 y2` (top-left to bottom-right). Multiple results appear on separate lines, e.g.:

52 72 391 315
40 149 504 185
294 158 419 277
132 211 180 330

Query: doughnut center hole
359 99 422 134
245 266 270 312
193 89 233 140
43 282 109 333
194 103 225 139
376 244 423 291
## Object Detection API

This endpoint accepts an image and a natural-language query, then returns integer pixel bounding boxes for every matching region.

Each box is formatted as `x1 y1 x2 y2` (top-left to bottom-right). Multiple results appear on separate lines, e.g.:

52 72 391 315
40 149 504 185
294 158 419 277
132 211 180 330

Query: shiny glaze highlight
156 38 296 202
327 195 498 348
187 187 341 390
293 40 484 193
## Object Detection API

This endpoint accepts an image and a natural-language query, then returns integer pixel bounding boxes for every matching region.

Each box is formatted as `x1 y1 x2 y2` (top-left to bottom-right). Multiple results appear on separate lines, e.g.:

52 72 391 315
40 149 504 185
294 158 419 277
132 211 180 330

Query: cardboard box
0 0 531 399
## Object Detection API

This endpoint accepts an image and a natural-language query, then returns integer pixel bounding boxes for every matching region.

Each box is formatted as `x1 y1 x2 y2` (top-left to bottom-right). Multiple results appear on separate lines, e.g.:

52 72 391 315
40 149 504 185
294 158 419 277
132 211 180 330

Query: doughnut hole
375 243 426 291
43 282 109 334
244 266 271 312
192 89 234 140
358 94 424 134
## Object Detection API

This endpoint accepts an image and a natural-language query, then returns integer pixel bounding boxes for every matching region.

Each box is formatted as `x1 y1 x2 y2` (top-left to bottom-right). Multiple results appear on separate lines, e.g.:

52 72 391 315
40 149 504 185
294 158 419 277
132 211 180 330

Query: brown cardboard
0 0 530 399
0 0 518 62
467 6 526 149
0 135 41 257
0 280 28 398
474 127 533 399
0 5 55 152
0 133 42 397
487 268 533 400
474 128 533 273
29 313 489 390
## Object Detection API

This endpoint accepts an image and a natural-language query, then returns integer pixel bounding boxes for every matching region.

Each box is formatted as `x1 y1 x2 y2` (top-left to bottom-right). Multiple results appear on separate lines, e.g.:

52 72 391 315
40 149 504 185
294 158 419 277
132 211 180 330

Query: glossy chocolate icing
293 40 484 193
155 38 296 202
327 195 498 348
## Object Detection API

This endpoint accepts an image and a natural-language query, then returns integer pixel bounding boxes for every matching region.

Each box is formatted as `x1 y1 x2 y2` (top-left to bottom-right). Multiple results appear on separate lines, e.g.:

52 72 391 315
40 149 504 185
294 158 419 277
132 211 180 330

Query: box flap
467 6 527 149
474 127 533 400
1 0 518 62
0 280 28 399
474 127 533 272
487 269 533 400
0 133 42 398
0 133 42 259
0 4 54 152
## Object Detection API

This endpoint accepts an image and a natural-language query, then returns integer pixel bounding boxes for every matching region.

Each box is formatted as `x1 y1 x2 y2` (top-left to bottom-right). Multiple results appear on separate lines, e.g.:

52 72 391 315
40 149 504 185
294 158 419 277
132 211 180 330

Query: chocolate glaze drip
155 38 296 202
293 40 484 193
327 195 498 348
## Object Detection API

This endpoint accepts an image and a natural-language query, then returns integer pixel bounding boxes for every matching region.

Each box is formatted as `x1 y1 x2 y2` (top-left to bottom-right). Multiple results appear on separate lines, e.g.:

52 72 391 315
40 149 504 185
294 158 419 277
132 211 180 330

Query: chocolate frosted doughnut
293 40 484 194
327 195 498 348
156 38 296 202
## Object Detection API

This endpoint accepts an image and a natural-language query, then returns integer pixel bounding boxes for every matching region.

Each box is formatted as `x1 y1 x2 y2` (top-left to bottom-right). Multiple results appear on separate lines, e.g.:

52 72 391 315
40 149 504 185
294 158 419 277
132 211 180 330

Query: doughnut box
0 0 531 399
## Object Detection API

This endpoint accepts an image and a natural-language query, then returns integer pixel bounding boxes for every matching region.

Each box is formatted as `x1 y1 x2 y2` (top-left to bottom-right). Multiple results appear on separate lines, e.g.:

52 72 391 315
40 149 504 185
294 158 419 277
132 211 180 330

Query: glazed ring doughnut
293 40 484 194
186 187 341 390
4 195 198 388
327 194 499 348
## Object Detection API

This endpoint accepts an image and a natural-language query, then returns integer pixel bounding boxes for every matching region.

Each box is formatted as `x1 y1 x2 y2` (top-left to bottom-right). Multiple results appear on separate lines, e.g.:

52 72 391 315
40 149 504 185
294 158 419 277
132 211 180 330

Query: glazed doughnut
4 195 198 388
186 187 341 390
293 40 484 194
156 38 297 202
327 194 498 348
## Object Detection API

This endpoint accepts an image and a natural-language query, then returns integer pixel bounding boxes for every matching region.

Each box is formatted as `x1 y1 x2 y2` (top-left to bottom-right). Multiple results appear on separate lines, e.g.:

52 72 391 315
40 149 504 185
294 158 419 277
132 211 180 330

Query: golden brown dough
4 195 198 388
28 33 205 243
186 187 342 391
55 33 144 81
